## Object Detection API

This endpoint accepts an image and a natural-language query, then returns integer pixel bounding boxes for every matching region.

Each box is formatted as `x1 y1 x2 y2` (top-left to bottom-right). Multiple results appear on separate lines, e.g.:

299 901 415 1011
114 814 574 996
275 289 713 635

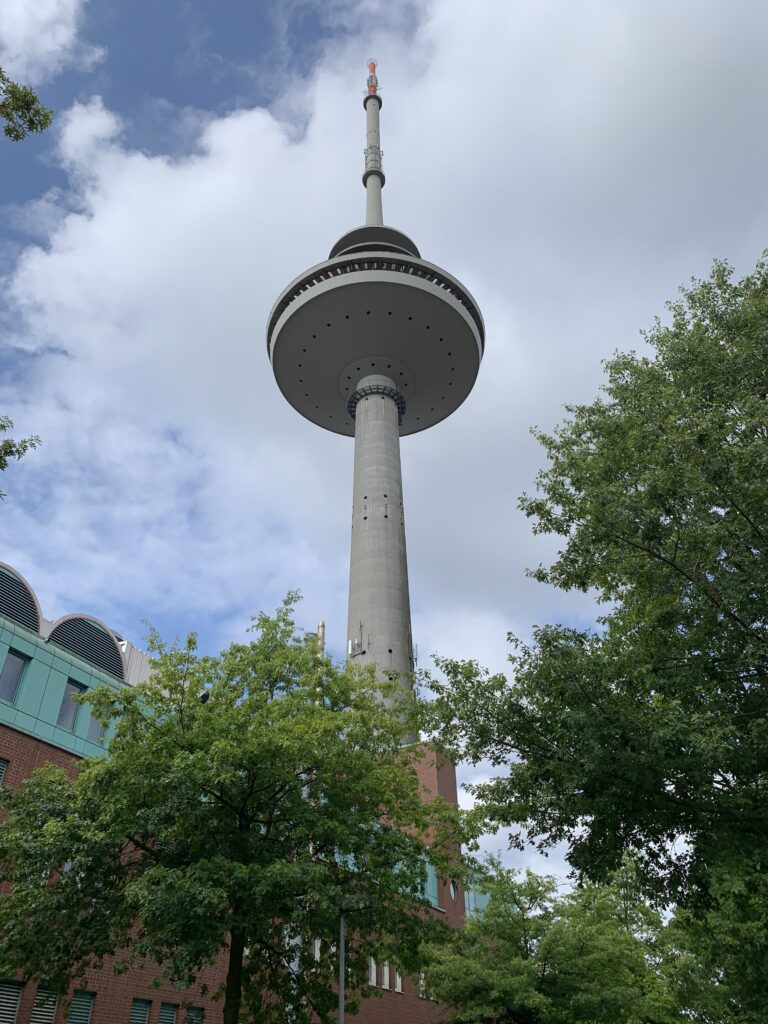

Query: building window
130 998 151 1024
186 1009 204 1024
0 981 22 1023
68 990 95 1024
368 956 377 985
57 680 85 731
394 970 403 993
449 880 458 902
0 758 8 785
312 938 322 961
0 650 27 703
30 989 59 1023
86 712 105 744
423 861 440 908
418 972 427 999
159 1005 179 1024
381 962 390 989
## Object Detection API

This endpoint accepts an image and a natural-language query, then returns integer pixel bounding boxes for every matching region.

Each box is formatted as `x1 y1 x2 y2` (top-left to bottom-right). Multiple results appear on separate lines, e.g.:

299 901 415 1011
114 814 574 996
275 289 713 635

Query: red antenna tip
366 58 379 95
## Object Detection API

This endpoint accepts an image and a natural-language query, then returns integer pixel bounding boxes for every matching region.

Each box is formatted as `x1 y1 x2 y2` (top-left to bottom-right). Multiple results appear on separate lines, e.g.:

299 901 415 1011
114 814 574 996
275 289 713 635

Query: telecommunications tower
267 61 484 690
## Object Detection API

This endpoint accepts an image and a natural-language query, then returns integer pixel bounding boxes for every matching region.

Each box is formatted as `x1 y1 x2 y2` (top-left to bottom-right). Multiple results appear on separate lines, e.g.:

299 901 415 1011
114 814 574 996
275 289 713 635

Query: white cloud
3 0 768 873
0 0 103 85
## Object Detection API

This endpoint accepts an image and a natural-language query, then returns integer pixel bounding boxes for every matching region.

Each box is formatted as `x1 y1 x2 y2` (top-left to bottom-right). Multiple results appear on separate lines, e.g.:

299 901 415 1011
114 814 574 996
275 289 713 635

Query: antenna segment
363 59 384 226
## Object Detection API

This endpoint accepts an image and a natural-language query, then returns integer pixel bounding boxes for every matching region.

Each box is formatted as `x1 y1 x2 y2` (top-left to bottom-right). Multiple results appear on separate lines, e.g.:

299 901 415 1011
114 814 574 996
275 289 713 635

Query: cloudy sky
2 0 767 873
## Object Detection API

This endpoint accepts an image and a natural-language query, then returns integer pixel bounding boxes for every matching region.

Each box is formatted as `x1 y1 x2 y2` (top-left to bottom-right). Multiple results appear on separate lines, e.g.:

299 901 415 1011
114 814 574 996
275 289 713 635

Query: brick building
0 561 463 1024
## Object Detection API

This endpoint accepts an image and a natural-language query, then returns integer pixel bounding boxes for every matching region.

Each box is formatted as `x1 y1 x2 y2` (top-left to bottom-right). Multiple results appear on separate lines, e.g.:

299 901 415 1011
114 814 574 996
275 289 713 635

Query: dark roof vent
0 564 40 633
49 616 125 681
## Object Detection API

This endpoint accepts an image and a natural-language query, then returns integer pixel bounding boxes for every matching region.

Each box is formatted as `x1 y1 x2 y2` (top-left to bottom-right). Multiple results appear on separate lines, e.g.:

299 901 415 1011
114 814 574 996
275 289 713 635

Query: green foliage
424 858 720 1024
0 598 465 1023
0 416 40 499
0 67 53 140
422 257 768 1015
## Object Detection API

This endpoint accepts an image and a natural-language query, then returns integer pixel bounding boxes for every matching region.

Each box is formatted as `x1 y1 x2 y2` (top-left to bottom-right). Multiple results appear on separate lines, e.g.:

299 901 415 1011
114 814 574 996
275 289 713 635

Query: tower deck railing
267 254 485 353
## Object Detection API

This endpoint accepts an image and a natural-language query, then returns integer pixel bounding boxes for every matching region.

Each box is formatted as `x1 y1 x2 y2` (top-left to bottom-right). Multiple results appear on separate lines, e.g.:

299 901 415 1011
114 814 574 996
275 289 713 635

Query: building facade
0 560 463 1024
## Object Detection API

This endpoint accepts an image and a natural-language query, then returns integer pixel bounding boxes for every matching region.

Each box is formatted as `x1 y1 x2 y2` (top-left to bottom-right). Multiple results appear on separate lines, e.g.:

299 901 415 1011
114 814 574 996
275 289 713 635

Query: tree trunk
223 925 245 1024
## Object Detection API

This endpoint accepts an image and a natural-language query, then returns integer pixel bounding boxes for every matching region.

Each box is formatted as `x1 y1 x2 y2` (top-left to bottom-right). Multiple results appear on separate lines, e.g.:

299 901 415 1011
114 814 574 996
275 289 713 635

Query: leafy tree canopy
422 257 768 1015
424 859 726 1024
0 416 39 498
0 67 52 140
0 599 466 1024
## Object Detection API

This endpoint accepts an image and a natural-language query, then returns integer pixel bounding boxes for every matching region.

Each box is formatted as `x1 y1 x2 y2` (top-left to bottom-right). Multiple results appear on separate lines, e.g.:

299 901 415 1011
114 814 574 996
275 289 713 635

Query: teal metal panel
13 711 39 735
15 660 49 717
33 721 56 741
6 635 36 659
51 655 74 676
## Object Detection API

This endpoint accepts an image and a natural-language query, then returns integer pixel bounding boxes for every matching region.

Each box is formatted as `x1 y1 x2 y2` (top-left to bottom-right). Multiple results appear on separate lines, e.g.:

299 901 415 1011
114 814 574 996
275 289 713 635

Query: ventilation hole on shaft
387 311 392 316
366 310 371 315
326 322 331 327
345 314 350 319
388 648 393 653
408 315 413 320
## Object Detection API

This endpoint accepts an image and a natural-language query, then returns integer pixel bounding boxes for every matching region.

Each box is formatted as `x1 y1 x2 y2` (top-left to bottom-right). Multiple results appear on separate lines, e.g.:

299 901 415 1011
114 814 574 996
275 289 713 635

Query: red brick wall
1 727 460 1023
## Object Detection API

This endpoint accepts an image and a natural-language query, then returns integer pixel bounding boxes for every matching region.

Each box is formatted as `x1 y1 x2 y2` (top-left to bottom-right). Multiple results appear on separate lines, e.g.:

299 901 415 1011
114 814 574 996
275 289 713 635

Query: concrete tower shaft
347 375 413 680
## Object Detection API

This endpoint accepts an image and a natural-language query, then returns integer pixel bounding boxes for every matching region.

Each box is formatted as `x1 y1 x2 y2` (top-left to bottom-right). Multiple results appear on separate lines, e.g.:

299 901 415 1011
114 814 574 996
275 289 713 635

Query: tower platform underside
268 252 484 436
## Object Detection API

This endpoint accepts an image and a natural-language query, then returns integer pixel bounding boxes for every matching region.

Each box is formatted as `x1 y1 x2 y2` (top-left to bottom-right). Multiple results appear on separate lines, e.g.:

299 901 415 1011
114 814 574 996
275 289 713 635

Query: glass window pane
87 713 105 743
57 681 84 730
0 651 27 703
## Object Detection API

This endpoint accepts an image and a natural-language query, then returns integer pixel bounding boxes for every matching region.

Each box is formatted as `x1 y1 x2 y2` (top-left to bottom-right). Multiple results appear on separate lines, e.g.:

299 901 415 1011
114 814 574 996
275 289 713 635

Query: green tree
0 599 464 1023
0 416 39 498
423 257 768 1014
0 67 52 140
424 858 715 1024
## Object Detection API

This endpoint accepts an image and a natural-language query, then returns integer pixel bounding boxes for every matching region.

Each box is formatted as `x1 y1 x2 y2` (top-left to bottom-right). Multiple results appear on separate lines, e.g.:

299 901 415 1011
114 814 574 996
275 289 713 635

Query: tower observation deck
267 60 484 690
